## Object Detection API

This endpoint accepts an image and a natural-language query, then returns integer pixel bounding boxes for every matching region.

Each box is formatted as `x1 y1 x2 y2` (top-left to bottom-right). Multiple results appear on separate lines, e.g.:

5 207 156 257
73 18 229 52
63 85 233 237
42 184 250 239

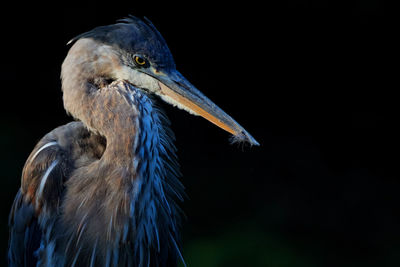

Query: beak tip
246 135 260 146
233 130 260 147
251 139 260 146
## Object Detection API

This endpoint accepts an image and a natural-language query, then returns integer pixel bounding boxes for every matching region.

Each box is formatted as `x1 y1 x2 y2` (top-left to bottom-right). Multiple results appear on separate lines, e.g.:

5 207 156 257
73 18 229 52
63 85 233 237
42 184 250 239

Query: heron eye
134 55 147 67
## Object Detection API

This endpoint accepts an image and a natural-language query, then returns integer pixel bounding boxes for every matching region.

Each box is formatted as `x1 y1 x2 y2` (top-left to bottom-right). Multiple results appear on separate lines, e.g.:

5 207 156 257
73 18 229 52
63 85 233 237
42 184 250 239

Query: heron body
8 16 258 267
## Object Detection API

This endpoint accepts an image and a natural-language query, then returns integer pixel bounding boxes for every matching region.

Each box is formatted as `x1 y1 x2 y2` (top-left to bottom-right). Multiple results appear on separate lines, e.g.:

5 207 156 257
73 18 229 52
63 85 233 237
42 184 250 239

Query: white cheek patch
112 66 160 92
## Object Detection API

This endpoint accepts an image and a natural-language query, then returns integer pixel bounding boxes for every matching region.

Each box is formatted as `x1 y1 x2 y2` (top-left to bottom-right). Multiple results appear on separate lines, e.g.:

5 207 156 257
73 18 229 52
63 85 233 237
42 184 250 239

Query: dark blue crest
69 15 176 69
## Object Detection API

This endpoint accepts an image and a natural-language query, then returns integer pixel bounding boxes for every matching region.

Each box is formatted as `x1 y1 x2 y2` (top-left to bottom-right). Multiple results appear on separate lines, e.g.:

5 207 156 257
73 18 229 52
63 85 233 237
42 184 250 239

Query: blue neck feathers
127 87 185 266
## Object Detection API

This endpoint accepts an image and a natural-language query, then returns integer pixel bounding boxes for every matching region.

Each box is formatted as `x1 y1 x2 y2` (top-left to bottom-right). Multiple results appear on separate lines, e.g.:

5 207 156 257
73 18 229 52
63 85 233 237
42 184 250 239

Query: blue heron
8 16 258 267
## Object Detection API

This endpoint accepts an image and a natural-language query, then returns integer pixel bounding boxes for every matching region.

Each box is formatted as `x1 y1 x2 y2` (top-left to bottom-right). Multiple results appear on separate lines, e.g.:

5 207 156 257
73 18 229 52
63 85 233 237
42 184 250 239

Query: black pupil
137 57 145 64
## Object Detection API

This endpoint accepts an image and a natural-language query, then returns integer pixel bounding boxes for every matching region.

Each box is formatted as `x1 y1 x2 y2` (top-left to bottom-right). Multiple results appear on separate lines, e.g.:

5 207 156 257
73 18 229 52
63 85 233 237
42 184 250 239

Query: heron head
66 16 259 146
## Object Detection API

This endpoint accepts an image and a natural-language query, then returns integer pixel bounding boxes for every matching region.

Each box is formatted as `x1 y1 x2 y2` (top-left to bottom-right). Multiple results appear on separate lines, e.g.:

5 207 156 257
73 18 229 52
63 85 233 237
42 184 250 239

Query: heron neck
61 44 139 166
62 80 184 265
65 81 140 168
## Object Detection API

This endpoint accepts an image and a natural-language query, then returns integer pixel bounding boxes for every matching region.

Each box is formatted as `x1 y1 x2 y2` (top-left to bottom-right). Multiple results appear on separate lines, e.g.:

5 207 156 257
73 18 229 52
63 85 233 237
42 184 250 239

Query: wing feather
9 139 67 267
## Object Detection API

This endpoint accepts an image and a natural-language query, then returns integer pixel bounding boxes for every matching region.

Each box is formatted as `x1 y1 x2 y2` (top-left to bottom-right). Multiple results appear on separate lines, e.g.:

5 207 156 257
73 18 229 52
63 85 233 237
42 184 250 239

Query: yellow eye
134 55 147 66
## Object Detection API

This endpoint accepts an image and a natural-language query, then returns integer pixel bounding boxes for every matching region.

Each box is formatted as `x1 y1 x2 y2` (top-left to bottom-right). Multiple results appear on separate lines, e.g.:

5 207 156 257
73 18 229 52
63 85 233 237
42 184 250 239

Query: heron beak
154 70 259 146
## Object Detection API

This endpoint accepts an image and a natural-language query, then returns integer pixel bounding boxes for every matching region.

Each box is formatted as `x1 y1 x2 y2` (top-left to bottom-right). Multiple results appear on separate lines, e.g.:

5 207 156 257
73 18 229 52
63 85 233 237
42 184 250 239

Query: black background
0 1 397 266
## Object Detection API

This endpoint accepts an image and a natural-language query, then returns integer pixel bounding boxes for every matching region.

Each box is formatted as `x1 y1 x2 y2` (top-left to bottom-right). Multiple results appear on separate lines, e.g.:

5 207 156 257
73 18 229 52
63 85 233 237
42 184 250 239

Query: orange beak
155 70 259 146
